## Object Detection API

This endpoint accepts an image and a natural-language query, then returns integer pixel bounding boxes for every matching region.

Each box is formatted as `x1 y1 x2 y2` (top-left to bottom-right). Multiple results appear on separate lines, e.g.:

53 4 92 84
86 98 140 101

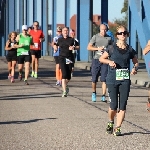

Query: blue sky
56 0 125 23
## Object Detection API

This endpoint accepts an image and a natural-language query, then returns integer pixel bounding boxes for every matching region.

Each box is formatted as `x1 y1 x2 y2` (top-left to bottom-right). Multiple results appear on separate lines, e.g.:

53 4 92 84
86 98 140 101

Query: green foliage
114 0 128 28
121 0 128 14
93 23 99 35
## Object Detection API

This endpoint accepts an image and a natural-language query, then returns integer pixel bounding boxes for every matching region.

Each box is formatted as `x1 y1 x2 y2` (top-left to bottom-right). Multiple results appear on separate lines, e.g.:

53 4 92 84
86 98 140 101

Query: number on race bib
66 58 73 64
116 69 129 80
21 51 29 55
34 43 38 48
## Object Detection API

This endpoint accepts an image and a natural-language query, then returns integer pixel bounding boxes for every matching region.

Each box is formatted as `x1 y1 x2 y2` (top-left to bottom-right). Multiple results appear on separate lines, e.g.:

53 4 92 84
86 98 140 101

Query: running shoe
62 91 67 97
34 73 38 79
24 80 29 85
31 71 34 77
113 127 121 136
8 75 11 80
101 95 107 102
11 76 15 83
18 75 22 81
106 122 114 134
56 80 60 86
66 85 69 95
92 93 96 102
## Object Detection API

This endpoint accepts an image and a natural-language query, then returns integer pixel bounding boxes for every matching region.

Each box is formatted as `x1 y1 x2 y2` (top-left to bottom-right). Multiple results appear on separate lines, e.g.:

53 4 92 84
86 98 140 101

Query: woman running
5 31 18 83
100 25 138 136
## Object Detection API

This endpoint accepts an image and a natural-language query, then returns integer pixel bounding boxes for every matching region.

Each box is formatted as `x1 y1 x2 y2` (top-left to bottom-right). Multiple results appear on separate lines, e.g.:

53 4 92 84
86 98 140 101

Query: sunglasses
117 31 128 35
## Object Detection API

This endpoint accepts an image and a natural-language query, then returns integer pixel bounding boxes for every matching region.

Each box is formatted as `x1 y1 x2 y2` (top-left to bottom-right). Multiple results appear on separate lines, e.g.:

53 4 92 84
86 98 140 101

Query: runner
29 21 45 79
27 27 32 34
15 25 33 85
69 29 80 77
51 26 62 86
143 40 150 111
100 25 138 136
53 27 75 97
5 31 18 83
87 24 112 102
103 22 114 42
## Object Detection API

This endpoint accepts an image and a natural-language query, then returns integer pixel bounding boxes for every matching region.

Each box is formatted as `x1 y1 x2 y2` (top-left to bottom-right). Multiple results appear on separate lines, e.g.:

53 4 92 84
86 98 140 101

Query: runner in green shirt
15 25 33 85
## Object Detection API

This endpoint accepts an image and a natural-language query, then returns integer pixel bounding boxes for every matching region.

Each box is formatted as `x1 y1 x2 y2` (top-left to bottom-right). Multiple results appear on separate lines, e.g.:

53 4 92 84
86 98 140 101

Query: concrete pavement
0 57 150 150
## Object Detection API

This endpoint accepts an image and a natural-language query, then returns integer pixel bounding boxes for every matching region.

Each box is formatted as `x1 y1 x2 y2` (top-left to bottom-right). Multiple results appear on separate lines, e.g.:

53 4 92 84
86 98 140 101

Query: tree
114 0 128 27
93 23 99 35
109 0 128 35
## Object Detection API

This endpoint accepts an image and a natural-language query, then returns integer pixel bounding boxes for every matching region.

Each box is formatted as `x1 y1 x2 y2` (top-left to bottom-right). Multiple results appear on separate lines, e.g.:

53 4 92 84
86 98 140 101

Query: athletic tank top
8 39 17 53
17 34 32 56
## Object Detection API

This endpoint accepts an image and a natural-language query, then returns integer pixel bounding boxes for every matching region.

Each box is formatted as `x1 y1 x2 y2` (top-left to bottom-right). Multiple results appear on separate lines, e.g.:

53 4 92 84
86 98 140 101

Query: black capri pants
59 57 72 80
107 81 130 110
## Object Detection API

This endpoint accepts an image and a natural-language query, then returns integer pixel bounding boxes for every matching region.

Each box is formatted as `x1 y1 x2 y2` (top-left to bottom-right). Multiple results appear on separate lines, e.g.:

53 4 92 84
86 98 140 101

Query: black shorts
54 56 59 64
6 52 17 62
18 55 31 64
59 57 72 80
30 50 41 58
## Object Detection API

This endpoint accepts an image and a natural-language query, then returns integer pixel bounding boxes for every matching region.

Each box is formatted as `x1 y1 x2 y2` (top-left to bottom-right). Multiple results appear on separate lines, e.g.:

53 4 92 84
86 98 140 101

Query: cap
22 25 28 30
57 26 62 31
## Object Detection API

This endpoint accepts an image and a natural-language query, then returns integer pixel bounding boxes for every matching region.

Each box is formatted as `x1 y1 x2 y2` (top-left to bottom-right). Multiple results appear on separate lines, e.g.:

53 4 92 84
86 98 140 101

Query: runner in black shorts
5 31 18 83
53 27 75 97
69 29 80 77
15 25 33 85
29 21 45 79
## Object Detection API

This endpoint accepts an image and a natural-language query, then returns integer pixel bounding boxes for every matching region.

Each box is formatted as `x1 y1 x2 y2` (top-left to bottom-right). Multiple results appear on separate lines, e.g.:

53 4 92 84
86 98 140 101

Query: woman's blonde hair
115 25 130 37
8 31 18 40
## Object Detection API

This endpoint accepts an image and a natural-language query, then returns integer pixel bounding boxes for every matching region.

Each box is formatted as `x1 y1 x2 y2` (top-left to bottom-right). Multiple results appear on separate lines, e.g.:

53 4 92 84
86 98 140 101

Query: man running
29 21 45 78
15 25 33 85
53 27 75 97
69 29 80 77
87 24 112 102
51 26 63 86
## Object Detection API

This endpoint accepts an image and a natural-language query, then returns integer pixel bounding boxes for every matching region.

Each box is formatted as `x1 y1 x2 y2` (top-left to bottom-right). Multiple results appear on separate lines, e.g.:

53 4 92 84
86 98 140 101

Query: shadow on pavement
122 131 150 136
0 118 57 125
0 92 61 100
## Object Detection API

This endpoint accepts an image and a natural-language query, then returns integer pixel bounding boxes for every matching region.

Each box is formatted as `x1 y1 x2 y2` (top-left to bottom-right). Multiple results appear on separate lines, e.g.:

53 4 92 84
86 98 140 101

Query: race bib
66 58 73 64
21 51 29 55
116 69 129 80
34 43 38 48
11 43 14 47
97 50 104 56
